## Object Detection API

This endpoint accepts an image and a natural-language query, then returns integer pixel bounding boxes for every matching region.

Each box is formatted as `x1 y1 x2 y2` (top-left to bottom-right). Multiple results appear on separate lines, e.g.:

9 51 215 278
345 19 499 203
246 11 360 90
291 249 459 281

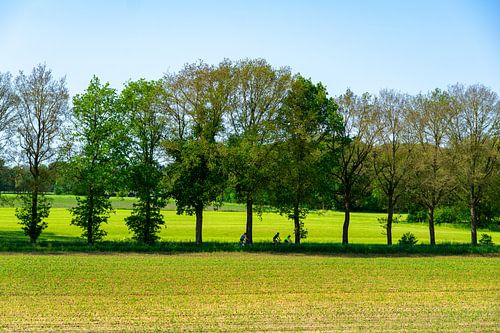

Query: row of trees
0 60 498 245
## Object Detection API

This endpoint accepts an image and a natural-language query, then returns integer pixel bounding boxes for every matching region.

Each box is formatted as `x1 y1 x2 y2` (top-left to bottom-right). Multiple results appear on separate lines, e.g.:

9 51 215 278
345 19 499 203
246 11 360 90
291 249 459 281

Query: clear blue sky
1 0 499 97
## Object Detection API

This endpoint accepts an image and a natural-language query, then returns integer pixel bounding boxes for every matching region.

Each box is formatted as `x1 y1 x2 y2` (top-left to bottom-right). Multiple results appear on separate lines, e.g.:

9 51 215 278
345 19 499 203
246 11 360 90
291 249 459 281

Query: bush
406 210 427 223
435 206 468 225
398 232 418 246
479 234 494 246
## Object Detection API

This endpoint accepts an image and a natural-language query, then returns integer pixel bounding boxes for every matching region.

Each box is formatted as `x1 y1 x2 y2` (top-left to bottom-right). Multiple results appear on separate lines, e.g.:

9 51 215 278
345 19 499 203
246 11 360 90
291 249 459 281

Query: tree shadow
0 230 83 243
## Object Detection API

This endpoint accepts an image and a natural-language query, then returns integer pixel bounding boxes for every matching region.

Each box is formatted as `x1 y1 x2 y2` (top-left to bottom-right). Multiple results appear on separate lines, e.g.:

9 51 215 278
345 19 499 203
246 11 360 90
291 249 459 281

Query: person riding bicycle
239 232 247 245
273 232 281 244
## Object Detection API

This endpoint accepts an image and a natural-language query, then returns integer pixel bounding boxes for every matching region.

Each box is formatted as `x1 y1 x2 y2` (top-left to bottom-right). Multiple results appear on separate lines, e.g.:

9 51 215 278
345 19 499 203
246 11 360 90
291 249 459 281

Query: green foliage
125 200 165 244
69 195 113 242
65 76 125 243
434 206 468 225
479 233 493 246
272 75 338 243
406 210 427 223
15 194 51 243
121 79 168 244
398 232 418 246
167 142 225 215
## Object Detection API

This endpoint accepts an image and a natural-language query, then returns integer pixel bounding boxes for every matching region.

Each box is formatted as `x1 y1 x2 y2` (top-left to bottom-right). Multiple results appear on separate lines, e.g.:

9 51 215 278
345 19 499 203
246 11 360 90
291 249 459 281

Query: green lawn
0 194 497 244
0 205 497 244
0 253 498 331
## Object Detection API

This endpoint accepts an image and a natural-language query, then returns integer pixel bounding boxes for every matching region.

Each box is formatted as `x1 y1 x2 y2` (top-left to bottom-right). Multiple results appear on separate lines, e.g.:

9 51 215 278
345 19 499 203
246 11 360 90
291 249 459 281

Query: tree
226 59 291 244
163 60 234 244
408 89 454 245
328 89 378 244
272 76 337 244
372 89 413 245
122 79 168 245
14 64 68 243
66 76 123 244
0 72 17 154
0 72 17 205
448 84 499 245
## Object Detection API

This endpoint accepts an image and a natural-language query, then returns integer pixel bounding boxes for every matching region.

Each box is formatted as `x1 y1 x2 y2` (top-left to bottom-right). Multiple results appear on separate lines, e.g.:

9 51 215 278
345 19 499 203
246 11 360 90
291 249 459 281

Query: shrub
398 232 418 246
434 206 468 224
479 234 494 246
406 210 427 223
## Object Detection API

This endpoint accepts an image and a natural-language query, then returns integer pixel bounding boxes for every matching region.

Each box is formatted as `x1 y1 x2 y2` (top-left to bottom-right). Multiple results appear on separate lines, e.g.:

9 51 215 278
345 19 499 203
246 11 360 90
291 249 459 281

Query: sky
0 0 499 97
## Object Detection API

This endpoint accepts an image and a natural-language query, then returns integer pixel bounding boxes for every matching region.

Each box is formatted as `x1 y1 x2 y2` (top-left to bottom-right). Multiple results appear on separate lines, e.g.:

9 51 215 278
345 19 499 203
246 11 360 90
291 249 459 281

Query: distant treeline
0 59 498 246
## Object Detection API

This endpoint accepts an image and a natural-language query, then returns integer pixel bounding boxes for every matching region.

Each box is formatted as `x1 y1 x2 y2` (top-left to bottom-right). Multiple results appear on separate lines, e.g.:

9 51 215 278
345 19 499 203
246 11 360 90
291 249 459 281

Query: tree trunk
342 198 350 245
195 204 203 245
246 195 253 244
30 188 38 244
145 195 151 244
428 206 435 245
87 189 94 244
470 201 478 246
294 202 300 244
387 198 394 245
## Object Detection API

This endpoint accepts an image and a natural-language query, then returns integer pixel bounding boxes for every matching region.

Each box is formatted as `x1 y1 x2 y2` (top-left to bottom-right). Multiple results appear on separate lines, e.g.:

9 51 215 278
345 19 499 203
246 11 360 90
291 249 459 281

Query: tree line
0 60 498 245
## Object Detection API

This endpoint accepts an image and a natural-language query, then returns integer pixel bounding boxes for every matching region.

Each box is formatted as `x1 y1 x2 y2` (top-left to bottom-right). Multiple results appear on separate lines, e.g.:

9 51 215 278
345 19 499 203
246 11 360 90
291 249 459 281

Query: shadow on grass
0 230 84 243
0 236 497 256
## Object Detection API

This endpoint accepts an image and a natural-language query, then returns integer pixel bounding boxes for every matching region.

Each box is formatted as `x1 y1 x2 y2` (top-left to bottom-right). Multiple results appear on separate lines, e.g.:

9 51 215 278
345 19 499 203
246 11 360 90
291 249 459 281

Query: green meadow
0 194 498 244
0 253 498 331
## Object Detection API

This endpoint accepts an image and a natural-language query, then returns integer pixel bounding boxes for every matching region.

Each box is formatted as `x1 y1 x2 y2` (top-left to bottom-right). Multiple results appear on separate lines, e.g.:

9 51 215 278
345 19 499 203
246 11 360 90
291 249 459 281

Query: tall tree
66 76 123 244
163 60 234 244
408 89 454 245
0 72 17 205
226 59 291 244
14 64 69 243
122 79 167 245
273 76 337 244
328 89 378 244
448 84 499 245
0 72 17 153
372 89 413 245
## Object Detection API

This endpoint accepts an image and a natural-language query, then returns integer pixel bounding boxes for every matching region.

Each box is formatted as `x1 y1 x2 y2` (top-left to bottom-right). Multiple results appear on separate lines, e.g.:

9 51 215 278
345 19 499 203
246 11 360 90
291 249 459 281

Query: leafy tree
372 89 414 245
14 64 68 243
448 84 499 245
328 89 378 244
163 61 234 244
272 76 337 244
66 76 123 244
0 72 17 154
122 79 167 245
408 89 454 245
226 59 291 244
0 72 17 205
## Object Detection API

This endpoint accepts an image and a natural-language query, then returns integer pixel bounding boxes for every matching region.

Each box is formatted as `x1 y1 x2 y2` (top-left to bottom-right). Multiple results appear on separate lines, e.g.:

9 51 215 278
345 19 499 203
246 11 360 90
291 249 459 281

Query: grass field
0 204 498 245
0 253 498 331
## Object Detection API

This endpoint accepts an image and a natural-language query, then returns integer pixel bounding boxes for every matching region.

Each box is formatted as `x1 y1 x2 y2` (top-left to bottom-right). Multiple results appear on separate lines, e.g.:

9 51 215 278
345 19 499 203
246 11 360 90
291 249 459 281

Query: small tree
14 64 68 243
